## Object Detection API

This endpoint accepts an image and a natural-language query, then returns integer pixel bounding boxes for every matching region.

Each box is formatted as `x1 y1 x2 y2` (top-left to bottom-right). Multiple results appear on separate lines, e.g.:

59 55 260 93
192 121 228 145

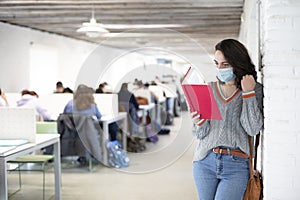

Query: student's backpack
126 136 146 153
106 140 130 168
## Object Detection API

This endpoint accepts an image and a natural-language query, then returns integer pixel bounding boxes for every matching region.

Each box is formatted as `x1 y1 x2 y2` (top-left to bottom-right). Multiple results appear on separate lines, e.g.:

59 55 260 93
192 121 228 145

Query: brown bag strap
248 136 254 177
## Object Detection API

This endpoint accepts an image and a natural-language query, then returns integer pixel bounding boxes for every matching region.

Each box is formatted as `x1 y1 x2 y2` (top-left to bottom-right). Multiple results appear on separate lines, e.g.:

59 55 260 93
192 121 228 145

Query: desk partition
94 93 118 116
39 93 73 120
0 107 61 200
0 107 36 142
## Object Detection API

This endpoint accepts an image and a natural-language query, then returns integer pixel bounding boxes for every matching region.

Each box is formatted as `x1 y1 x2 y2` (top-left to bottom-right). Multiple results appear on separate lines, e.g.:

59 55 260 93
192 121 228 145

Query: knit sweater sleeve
240 83 263 136
194 119 210 139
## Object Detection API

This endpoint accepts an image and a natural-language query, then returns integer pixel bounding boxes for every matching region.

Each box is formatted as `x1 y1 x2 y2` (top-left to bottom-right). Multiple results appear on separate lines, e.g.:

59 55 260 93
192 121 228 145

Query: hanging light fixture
77 7 109 38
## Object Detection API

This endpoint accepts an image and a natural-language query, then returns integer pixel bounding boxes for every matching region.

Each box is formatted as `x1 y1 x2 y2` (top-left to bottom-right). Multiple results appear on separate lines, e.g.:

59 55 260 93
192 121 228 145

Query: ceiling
0 0 244 54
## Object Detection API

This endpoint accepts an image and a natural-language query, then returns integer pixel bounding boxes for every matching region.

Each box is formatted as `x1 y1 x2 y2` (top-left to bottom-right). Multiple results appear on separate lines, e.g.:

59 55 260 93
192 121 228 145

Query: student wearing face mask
191 39 263 200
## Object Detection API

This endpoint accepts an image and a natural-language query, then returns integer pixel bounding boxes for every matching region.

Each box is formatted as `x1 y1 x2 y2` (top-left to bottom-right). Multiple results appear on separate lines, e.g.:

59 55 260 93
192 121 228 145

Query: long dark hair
73 84 95 110
215 39 257 89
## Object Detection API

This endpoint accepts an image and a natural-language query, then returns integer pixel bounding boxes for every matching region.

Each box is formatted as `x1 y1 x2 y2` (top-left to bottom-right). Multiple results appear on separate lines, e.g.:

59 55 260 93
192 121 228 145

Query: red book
181 67 222 120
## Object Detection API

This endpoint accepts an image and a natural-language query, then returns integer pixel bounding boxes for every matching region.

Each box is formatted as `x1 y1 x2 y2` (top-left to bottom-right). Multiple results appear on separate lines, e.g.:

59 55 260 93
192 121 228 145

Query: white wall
0 22 98 93
241 0 300 199
239 0 260 75
261 1 300 199
0 22 220 96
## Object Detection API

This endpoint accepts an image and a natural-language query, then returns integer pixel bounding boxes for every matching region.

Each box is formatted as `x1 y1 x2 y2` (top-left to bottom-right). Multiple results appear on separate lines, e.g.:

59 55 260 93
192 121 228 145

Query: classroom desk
0 134 61 200
139 103 156 125
100 112 127 166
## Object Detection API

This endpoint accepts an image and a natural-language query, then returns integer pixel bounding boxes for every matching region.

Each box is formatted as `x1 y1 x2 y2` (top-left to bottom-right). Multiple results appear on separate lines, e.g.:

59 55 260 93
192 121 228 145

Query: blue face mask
216 67 236 82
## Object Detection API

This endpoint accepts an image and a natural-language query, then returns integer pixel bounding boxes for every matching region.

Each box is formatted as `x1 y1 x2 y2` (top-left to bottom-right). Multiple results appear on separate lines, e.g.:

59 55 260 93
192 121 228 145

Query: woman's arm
94 104 102 120
0 91 9 106
63 100 73 113
240 83 263 136
36 105 52 121
191 111 211 139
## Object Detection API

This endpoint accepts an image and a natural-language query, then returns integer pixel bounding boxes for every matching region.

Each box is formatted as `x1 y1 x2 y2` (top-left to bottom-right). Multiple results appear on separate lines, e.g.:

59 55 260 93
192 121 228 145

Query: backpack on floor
106 140 130 168
126 136 146 153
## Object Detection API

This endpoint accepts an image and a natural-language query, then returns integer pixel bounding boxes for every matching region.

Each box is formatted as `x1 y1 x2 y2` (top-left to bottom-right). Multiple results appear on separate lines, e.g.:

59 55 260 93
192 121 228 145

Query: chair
8 154 54 200
36 121 57 134
57 113 103 171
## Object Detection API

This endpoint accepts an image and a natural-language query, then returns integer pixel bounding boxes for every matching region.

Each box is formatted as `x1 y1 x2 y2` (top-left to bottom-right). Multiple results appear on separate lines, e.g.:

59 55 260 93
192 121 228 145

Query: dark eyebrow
214 59 228 64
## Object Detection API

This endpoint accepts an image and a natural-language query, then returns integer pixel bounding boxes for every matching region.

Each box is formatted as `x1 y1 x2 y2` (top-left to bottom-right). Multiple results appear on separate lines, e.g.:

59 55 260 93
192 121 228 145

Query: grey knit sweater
193 81 263 161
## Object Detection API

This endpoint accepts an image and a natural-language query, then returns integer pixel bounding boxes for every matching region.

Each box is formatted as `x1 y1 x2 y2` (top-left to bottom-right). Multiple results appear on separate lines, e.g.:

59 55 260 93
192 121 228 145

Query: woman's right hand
191 111 201 124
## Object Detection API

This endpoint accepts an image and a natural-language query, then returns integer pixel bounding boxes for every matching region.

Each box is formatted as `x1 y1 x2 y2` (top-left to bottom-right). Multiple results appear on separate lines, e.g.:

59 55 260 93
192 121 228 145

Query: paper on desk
181 67 222 120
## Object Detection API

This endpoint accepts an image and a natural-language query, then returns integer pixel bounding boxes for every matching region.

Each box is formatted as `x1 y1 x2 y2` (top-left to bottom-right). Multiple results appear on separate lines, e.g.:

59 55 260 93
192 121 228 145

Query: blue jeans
193 150 249 200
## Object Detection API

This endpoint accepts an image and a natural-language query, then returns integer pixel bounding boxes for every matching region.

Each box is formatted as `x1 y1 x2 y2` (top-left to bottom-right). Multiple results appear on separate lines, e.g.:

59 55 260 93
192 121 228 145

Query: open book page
181 67 205 85
181 67 222 120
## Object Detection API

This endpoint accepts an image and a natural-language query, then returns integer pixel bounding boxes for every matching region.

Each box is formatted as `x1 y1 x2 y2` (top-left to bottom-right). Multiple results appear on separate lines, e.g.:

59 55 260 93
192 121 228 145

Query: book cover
181 67 222 120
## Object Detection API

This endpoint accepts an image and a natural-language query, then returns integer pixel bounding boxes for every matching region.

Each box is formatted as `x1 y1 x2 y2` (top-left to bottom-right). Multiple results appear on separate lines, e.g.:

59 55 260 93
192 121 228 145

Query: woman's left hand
241 75 256 92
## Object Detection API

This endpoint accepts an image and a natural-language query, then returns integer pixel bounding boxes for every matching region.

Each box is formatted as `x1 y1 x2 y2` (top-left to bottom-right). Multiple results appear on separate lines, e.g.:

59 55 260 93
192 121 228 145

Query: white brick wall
241 0 300 199
261 0 300 199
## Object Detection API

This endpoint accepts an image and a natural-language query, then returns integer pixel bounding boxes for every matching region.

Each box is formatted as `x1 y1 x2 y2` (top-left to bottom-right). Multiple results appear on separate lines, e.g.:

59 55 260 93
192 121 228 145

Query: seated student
133 80 152 105
95 84 104 94
133 82 164 142
118 82 140 135
54 81 64 93
17 89 52 121
55 81 73 94
144 82 170 135
102 82 113 94
63 84 118 141
63 87 73 94
0 88 9 107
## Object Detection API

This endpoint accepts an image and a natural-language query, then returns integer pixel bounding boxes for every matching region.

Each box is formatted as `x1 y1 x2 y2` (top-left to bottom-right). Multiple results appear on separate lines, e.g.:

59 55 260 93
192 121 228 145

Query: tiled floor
8 112 199 200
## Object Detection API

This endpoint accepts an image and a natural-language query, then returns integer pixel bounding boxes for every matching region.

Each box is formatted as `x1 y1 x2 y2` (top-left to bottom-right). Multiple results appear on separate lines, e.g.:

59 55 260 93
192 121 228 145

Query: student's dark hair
99 84 104 88
144 82 150 88
63 87 73 93
215 39 257 89
21 89 39 98
56 81 63 88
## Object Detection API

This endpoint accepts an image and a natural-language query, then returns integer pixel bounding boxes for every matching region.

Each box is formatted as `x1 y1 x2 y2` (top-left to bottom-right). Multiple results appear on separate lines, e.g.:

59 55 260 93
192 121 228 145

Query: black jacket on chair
57 113 102 162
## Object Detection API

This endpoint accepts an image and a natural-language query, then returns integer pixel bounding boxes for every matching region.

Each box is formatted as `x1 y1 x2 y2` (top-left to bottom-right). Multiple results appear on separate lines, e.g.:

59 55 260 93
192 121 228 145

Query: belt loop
227 148 231 156
219 148 222 154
